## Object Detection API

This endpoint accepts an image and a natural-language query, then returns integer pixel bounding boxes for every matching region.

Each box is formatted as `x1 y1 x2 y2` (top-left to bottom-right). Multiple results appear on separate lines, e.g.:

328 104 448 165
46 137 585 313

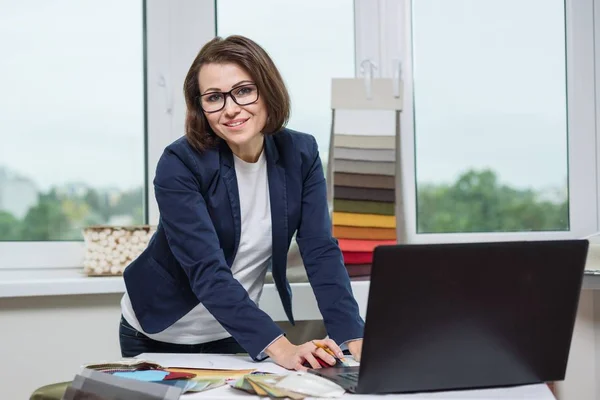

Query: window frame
1 0 363 269
3 0 596 270
0 0 151 270
390 0 598 244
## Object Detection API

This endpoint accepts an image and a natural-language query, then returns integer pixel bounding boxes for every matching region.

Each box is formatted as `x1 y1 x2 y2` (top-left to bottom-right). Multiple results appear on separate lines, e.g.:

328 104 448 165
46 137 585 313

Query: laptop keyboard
338 371 359 384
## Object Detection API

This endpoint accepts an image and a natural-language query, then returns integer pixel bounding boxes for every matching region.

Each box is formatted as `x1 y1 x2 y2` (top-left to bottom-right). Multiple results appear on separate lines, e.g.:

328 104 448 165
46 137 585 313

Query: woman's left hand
347 339 363 362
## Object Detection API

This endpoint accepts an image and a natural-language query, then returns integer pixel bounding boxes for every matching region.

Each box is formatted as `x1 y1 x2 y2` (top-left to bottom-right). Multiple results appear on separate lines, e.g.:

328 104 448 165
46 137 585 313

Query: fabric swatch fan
327 74 406 278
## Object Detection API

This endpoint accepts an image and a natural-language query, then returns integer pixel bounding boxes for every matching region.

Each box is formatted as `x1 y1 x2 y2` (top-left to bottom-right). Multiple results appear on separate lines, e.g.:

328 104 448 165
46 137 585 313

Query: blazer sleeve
295 136 365 344
154 148 283 359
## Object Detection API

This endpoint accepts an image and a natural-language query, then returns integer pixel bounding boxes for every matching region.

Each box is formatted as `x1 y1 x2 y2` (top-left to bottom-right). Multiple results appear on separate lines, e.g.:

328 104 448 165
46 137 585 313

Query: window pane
0 1 145 241
413 0 568 234
216 0 355 173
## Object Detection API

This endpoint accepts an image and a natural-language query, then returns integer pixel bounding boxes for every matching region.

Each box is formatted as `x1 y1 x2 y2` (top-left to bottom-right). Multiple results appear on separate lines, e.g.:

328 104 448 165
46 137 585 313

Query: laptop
309 240 588 394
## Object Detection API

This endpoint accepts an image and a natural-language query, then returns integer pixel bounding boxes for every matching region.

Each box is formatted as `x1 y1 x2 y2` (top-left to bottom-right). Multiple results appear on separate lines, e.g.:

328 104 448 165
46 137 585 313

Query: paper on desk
343 357 360 367
137 353 288 374
275 372 345 398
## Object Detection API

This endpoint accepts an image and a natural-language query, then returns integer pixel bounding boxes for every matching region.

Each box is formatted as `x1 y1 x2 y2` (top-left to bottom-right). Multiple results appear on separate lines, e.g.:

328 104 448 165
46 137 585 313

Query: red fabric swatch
338 238 396 252
343 251 373 265
164 371 196 380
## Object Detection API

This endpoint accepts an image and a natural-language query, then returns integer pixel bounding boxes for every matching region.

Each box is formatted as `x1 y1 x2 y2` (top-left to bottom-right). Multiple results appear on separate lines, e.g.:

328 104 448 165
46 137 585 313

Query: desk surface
137 353 555 400
184 383 553 399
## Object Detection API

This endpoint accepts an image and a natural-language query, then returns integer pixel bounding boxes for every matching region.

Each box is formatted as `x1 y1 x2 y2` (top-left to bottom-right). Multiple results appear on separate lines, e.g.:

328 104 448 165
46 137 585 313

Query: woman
119 35 364 371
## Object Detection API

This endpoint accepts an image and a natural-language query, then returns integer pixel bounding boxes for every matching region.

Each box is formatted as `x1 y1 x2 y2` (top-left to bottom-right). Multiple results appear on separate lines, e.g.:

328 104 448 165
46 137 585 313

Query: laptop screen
357 240 588 394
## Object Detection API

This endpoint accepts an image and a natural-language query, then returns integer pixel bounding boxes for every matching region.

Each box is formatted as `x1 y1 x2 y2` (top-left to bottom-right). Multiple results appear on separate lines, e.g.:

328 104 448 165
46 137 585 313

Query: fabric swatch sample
333 225 397 240
334 199 395 216
334 147 395 162
333 212 396 228
164 371 196 381
338 238 396 252
334 134 396 150
334 186 395 202
333 109 396 136
334 172 395 190
345 263 372 277
166 368 255 380
343 251 373 264
112 370 170 382
334 159 396 176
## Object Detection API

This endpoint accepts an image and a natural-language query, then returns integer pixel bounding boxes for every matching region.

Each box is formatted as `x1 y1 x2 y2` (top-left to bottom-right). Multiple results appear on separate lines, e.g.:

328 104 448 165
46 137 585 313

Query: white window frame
0 0 217 270
0 0 363 269
4 0 592 270
595 0 600 235
359 0 599 244
145 0 217 226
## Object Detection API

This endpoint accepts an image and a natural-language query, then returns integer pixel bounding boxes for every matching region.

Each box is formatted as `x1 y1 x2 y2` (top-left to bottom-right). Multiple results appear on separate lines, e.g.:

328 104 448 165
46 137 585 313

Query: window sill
1 267 599 299
0 267 371 321
0 268 125 298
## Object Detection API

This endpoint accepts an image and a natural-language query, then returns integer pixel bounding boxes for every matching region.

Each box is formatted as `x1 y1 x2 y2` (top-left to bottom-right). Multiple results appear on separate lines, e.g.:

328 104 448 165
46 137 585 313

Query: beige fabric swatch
334 147 395 162
334 134 395 150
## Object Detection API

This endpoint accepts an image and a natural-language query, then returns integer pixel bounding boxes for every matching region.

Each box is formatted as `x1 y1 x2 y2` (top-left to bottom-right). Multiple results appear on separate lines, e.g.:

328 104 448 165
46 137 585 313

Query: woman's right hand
264 336 343 371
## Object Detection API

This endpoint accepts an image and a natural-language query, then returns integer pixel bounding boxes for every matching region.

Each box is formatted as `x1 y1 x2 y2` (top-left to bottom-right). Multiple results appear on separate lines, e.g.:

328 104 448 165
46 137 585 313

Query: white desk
137 353 555 400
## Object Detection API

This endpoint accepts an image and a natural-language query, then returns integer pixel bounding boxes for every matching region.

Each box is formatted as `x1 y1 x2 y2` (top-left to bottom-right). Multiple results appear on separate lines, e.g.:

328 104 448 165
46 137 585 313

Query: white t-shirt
121 149 272 344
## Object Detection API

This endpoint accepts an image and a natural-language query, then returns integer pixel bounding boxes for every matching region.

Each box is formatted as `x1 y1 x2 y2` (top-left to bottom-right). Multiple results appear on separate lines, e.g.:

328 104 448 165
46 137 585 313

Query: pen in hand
312 340 347 364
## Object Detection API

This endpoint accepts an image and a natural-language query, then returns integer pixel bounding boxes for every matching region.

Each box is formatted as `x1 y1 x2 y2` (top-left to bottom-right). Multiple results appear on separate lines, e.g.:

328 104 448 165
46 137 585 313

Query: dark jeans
119 316 246 358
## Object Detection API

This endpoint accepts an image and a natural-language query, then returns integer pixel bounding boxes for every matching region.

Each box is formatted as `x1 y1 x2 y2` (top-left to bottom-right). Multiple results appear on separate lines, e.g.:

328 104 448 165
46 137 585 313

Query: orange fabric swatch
333 225 397 240
343 251 373 264
338 238 396 252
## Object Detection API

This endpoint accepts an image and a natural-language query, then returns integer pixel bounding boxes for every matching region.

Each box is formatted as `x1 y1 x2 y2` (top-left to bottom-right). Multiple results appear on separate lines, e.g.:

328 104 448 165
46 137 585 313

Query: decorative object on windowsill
82 225 157 276
327 71 406 279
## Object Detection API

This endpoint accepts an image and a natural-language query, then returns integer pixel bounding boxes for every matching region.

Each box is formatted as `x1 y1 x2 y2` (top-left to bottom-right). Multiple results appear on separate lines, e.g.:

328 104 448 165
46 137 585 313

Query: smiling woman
182 36 290 161
198 64 267 161
119 34 365 372
197 63 269 162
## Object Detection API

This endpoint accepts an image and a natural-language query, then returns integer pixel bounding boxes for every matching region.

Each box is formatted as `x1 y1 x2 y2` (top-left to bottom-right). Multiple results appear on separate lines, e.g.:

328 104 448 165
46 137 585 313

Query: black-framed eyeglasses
198 84 260 113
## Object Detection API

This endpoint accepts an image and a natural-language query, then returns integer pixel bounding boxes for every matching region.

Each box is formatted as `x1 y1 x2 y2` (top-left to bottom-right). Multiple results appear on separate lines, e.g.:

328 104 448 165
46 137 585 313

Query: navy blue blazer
123 128 364 359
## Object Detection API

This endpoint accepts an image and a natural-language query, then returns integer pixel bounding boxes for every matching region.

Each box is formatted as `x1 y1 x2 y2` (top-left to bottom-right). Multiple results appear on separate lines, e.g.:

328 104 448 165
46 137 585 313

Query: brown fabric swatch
345 264 372 277
334 185 395 202
333 225 397 240
334 199 395 216
334 172 395 189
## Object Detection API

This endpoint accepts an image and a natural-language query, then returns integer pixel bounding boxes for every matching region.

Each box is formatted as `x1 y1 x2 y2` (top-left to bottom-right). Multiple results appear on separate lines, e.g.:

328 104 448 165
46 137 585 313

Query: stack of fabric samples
82 359 254 394
331 133 397 278
230 371 345 398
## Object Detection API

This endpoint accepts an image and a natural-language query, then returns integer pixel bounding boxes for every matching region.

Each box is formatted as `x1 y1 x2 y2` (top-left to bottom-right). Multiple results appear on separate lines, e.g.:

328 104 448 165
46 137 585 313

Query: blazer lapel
219 140 241 266
264 136 294 323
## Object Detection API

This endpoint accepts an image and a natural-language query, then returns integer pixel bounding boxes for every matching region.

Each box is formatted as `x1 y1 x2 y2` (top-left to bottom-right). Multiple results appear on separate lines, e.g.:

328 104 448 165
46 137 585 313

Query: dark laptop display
310 240 588 394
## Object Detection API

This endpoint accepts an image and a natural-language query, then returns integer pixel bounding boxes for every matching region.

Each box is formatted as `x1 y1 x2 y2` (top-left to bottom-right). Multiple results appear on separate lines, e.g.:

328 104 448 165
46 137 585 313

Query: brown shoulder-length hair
183 35 291 152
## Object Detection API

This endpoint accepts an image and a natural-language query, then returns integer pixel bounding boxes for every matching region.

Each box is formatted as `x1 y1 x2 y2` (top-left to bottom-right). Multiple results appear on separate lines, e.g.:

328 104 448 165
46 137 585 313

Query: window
412 0 569 234
216 0 356 171
4 0 596 271
0 1 145 243
382 0 598 243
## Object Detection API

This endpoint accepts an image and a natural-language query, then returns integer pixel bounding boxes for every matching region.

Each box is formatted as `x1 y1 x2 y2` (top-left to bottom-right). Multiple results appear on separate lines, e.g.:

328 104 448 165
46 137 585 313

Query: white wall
555 290 598 399
0 294 123 400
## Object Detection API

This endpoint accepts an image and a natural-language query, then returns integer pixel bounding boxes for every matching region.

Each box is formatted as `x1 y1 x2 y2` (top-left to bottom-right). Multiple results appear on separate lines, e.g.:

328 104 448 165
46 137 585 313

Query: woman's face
198 62 267 158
